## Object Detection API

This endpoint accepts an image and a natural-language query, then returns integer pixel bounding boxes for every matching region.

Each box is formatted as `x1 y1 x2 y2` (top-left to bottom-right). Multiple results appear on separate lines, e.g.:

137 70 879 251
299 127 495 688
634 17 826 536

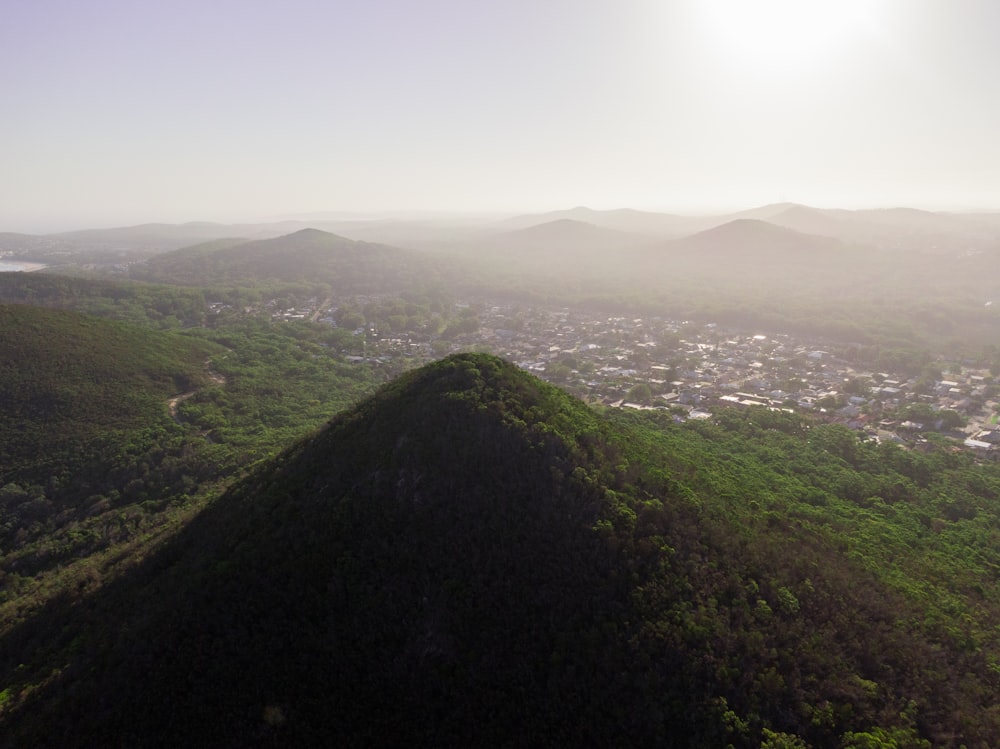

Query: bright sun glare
699 0 884 72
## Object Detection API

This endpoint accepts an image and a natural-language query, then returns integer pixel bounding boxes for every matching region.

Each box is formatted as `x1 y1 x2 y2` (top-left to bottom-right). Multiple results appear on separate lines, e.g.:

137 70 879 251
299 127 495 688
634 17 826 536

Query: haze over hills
8 201 1000 355
484 219 653 260
663 218 844 263
455 217 856 297
497 203 1000 255
52 218 494 254
497 206 701 237
758 205 998 252
131 227 447 291
505 217 650 244
758 204 855 239
54 221 299 250
4 203 1000 274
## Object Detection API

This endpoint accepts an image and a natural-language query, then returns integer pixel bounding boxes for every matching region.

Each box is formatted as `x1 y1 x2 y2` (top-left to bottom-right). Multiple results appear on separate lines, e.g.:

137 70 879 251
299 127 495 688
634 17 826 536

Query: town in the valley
256 295 1000 457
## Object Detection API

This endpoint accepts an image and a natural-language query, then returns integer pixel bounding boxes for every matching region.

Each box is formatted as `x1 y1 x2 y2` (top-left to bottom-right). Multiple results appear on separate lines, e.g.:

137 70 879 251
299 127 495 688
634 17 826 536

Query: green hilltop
3 353 1000 746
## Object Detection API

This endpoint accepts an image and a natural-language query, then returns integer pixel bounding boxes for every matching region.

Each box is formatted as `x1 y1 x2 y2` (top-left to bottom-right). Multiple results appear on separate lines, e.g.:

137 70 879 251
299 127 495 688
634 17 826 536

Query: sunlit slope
2 354 1000 746
0 304 227 611
0 303 218 473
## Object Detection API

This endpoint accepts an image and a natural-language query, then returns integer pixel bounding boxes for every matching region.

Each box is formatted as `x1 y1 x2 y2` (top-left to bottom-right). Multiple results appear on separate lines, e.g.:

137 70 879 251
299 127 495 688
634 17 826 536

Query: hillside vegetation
0 305 386 638
0 305 223 612
3 354 1000 747
0 303 217 480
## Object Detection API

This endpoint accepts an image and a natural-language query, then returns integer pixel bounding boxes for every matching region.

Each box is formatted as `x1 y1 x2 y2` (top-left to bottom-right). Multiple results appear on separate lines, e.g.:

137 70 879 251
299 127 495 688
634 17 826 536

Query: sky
3 0 999 231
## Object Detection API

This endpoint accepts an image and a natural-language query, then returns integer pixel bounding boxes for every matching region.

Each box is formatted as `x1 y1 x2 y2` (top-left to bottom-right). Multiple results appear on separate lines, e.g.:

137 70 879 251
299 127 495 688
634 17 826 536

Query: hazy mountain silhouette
763 204 853 237
497 218 651 252
11 205 1000 266
498 203 1000 256
499 206 698 236
132 227 444 290
733 205 999 252
53 221 304 251
667 218 842 262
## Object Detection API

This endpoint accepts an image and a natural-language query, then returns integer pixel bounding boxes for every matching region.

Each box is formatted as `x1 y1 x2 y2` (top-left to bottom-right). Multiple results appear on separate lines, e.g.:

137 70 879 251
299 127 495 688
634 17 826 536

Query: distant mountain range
497 206 702 236
485 218 652 257
4 203 999 267
499 202 1000 253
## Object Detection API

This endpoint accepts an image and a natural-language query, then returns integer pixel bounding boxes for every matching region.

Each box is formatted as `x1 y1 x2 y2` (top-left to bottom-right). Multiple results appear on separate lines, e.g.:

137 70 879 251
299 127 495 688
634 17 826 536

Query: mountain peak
15 355 617 744
317 352 600 463
274 226 349 242
686 217 837 245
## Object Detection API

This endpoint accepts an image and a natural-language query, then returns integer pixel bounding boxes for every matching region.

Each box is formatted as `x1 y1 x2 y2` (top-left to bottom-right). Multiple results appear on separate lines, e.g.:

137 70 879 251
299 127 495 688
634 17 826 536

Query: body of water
0 261 46 272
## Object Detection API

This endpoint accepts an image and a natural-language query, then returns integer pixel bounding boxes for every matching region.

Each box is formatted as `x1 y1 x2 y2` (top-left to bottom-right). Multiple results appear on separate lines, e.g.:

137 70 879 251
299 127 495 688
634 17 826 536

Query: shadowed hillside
3 354 1000 747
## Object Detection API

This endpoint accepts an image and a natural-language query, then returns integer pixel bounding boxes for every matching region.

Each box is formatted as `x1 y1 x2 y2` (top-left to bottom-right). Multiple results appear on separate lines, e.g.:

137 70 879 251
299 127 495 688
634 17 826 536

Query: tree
761 728 809 748
843 377 871 397
626 383 653 404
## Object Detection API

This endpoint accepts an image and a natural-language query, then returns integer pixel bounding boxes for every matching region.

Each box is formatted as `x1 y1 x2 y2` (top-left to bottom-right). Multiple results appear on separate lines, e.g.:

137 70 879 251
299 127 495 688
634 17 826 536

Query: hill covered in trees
0 304 225 621
0 303 218 483
3 353 1000 747
131 228 448 292
0 304 386 646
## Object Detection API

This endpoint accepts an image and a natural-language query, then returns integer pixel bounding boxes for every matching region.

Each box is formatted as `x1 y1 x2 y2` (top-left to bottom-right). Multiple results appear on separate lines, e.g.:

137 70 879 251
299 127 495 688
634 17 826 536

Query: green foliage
0 303 217 475
761 729 811 748
177 319 385 453
841 725 930 748
0 305 387 648
0 272 212 328
626 382 653 404
3 354 1000 746
897 402 966 431
0 304 231 610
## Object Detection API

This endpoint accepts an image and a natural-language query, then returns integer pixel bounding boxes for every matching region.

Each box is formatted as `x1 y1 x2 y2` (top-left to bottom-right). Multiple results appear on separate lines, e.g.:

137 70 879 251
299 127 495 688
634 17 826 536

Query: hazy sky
3 0 999 230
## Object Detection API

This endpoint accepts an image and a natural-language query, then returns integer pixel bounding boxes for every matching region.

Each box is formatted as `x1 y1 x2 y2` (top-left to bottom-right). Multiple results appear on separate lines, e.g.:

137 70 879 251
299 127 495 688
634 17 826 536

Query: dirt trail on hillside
168 359 227 431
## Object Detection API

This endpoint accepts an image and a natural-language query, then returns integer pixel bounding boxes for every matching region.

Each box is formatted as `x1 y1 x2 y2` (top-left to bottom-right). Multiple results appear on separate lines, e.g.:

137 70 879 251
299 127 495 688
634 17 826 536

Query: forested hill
0 304 217 472
130 227 446 290
0 304 226 600
3 354 1000 746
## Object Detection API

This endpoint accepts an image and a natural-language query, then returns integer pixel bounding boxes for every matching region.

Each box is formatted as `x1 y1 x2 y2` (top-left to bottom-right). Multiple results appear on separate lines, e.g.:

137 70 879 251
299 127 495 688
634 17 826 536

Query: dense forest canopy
2 354 1000 746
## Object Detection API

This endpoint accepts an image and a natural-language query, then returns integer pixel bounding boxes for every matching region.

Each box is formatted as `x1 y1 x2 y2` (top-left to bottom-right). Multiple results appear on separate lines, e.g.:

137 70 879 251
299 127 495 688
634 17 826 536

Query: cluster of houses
468 304 999 455
258 296 1000 456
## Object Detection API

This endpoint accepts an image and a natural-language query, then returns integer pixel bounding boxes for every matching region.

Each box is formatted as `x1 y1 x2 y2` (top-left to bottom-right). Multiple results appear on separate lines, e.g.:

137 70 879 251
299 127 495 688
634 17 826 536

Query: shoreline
0 261 48 273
